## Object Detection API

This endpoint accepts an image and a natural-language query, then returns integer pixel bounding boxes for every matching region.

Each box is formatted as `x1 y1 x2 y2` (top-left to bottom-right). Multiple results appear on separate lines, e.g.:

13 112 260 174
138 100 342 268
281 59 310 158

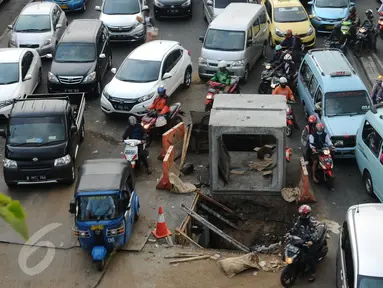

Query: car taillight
188 50 191 56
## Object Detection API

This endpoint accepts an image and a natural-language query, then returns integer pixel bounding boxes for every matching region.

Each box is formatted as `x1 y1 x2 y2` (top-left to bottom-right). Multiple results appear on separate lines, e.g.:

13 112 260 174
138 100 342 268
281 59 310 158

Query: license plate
326 25 334 30
60 5 68 9
65 89 79 93
90 225 104 230
167 9 178 13
125 147 138 155
26 175 46 182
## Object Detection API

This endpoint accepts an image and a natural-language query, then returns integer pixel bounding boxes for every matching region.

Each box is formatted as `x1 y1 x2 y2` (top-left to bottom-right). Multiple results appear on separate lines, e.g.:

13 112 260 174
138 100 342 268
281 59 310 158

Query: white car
0 48 42 118
101 40 192 115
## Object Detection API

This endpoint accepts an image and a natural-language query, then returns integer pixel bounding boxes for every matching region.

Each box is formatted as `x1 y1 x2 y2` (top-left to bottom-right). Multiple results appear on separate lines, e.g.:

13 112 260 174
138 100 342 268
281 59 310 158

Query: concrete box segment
209 94 286 195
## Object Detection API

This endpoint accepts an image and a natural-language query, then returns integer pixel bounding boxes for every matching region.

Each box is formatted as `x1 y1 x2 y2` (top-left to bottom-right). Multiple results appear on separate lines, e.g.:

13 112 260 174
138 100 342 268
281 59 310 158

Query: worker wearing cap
371 75 383 104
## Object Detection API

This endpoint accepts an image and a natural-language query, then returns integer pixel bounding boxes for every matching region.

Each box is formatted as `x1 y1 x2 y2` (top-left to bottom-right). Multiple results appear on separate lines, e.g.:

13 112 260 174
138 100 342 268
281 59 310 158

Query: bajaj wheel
96 260 104 271
354 41 362 58
286 125 293 137
134 200 140 222
145 132 152 148
280 265 296 287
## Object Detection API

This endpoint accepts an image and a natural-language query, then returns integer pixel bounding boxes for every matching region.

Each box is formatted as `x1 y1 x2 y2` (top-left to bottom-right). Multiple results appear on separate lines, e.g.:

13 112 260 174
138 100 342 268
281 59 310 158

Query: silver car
8 2 67 57
95 0 146 42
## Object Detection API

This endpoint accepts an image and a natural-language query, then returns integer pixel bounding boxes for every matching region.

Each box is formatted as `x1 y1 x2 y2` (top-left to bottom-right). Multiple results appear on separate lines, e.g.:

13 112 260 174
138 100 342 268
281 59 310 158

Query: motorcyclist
328 6 360 42
272 77 295 102
290 204 319 282
210 60 231 92
280 29 294 49
371 75 383 104
142 5 155 27
148 85 170 115
121 116 151 174
291 33 303 64
360 9 377 52
308 123 335 183
301 115 318 160
275 53 297 88
270 45 283 66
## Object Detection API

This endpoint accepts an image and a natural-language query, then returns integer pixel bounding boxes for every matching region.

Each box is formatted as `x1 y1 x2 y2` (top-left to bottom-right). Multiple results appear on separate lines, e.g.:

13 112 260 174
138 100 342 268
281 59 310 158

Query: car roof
304 48 367 92
270 0 303 8
210 3 263 31
61 20 102 43
11 99 68 117
347 204 383 277
0 48 26 63
128 40 179 61
21 2 55 15
76 159 130 192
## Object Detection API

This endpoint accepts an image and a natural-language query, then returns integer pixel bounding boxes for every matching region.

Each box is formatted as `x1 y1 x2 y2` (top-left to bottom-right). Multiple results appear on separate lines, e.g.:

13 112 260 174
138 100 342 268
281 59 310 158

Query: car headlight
137 92 155 103
9 36 16 47
154 0 164 7
102 89 111 100
231 60 244 67
44 37 52 46
0 100 15 108
54 154 71 166
83 72 96 83
48 71 59 84
307 26 314 36
333 140 344 147
181 0 191 6
199 57 207 64
3 158 17 168
275 28 285 37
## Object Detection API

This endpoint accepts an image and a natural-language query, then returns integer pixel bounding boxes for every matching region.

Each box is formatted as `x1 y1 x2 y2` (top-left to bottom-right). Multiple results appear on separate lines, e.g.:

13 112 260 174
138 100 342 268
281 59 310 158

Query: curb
357 54 381 89
192 71 203 84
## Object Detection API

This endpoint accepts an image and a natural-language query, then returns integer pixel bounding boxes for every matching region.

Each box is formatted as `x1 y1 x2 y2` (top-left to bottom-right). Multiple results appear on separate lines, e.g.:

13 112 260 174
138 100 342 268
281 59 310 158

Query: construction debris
180 124 193 167
322 219 341 234
175 228 204 249
254 145 276 159
281 187 300 203
199 203 240 230
262 170 273 177
230 168 248 175
169 255 211 264
250 242 282 254
179 252 204 256
210 254 221 260
169 173 197 193
248 158 273 171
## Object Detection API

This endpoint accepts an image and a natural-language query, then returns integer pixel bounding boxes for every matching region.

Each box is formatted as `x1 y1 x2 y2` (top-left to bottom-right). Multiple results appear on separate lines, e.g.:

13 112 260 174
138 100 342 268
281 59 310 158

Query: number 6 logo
18 223 62 276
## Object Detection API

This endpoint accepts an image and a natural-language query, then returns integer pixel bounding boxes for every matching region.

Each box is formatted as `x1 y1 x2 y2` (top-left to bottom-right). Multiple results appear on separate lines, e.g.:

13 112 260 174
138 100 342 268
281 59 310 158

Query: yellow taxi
261 0 316 48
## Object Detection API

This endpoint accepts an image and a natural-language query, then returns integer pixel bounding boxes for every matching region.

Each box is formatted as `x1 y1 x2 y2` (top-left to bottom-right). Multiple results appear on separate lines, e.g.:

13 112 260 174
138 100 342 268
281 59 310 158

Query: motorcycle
377 11 383 39
258 64 282 94
141 102 184 146
205 76 240 111
286 101 296 137
313 146 335 189
123 139 146 169
324 20 352 54
280 224 329 287
353 26 370 58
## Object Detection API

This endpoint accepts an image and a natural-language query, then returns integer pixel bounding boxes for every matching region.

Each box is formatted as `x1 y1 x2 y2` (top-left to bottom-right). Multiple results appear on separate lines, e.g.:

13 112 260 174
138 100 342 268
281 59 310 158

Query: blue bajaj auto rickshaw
69 159 139 271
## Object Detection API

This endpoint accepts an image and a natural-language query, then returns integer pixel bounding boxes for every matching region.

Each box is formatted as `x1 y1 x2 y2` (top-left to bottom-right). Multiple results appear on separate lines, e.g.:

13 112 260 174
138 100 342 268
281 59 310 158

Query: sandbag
169 172 196 193
219 253 261 278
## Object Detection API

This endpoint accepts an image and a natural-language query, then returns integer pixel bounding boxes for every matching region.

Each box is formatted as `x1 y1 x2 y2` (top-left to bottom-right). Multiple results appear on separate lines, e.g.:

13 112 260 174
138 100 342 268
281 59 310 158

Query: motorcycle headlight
154 0 164 7
181 0 191 6
3 158 17 168
275 28 285 37
142 123 150 129
334 140 343 147
48 71 59 84
83 72 96 83
54 154 71 166
199 57 207 65
206 95 213 99
138 92 155 103
231 60 244 67
285 257 293 264
307 26 314 36
44 37 52 46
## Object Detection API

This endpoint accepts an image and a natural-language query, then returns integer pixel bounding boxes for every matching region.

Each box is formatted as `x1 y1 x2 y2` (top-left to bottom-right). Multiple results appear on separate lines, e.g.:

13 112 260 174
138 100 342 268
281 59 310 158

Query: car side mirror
163 72 172 80
99 53 106 59
7 25 13 30
71 125 77 134
0 129 6 138
199 36 204 43
46 53 53 59
350 2 355 6
23 74 32 81
206 0 213 6
55 24 62 30
69 199 76 214
95 5 101 11
309 14 314 19
111 68 117 74
307 1 313 5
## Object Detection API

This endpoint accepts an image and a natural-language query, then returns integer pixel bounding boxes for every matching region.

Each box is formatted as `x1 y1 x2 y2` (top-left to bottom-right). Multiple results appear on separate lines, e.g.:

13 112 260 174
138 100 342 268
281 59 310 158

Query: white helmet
218 60 227 69
280 77 288 84
284 53 292 61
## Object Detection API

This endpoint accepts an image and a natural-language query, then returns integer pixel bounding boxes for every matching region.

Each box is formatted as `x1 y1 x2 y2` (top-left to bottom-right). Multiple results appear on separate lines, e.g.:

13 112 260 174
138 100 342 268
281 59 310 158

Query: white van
198 3 269 82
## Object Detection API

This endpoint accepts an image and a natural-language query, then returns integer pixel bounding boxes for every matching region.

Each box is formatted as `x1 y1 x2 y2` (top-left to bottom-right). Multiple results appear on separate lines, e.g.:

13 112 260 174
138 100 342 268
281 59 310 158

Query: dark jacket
361 18 374 31
290 216 319 242
345 13 360 27
122 124 147 141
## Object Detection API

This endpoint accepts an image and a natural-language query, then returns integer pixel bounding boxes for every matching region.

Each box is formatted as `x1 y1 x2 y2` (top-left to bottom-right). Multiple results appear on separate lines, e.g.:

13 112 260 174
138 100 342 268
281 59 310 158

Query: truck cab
0 93 86 187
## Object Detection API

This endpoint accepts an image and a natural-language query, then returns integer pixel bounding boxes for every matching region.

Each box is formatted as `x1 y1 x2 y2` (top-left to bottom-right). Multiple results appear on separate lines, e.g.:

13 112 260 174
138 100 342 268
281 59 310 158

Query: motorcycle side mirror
69 199 76 214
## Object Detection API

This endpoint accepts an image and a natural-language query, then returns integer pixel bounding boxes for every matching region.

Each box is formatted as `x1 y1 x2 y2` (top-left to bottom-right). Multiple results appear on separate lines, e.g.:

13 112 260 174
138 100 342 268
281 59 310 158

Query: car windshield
215 0 247 9
8 116 66 146
14 15 51 32
358 275 383 288
316 0 348 8
55 43 96 63
274 7 308 23
116 59 161 83
0 63 19 85
76 194 121 221
204 29 245 51
103 0 140 15
324 91 371 116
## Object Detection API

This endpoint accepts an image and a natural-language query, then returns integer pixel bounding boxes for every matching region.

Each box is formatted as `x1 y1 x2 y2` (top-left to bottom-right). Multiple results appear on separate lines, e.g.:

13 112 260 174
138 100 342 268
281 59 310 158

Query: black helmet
366 9 374 19
350 6 356 14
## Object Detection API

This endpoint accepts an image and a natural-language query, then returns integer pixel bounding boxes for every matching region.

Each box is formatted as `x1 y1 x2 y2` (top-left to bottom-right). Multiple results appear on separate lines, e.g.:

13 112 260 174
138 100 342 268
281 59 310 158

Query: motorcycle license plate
326 25 334 30
124 146 138 155
286 244 299 253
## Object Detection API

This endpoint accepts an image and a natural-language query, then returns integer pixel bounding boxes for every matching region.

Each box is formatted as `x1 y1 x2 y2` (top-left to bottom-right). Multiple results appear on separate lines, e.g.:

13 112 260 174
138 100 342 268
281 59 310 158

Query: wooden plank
195 191 234 214
199 203 240 230
169 255 210 264
180 124 193 168
175 228 204 249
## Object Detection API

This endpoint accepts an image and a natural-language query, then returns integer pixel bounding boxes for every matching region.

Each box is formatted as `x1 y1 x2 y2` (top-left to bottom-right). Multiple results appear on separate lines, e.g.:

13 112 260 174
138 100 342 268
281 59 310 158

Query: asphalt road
0 0 381 286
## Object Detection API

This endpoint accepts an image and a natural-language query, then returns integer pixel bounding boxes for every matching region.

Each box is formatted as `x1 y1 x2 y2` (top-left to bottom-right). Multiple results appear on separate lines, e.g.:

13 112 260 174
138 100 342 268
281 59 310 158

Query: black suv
47 19 112 97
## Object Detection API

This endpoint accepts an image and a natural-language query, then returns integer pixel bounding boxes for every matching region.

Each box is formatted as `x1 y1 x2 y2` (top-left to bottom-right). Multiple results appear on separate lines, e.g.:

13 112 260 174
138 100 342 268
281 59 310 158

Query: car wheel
363 171 375 197
261 42 267 58
5 181 17 188
269 34 274 48
107 54 112 69
242 65 249 83
183 67 192 88
60 163 76 185
95 80 102 98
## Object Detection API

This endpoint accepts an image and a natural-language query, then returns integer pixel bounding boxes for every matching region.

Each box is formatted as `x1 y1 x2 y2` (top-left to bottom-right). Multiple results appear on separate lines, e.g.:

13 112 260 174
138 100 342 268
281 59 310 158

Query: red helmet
308 115 317 124
286 29 293 37
298 205 311 219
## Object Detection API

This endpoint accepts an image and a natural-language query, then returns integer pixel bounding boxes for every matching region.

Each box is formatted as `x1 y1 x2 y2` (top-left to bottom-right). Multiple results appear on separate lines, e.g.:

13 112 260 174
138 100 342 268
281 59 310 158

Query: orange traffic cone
152 206 172 239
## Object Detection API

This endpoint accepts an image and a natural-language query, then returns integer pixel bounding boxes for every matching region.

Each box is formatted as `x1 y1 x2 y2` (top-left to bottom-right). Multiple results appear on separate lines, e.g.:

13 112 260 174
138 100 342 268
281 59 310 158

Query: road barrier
156 145 180 190
298 157 317 203
159 122 185 160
